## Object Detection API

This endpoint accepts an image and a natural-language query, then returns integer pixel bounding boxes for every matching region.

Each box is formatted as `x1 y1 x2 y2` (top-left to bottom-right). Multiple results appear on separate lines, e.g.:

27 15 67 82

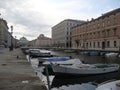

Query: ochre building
71 8 120 51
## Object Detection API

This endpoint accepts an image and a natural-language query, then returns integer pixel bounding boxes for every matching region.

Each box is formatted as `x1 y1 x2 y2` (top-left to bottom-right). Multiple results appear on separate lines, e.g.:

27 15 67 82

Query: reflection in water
51 72 120 88
51 83 97 90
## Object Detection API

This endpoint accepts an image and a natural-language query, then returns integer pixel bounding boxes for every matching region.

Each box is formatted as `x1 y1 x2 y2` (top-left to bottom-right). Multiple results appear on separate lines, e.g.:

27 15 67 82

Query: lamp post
10 25 13 51
15 36 17 48
118 37 120 53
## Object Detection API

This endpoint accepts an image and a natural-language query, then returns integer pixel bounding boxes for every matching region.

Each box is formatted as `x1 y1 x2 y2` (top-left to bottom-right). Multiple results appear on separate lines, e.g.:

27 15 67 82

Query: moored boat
99 52 106 56
89 51 100 56
29 49 53 58
51 63 119 76
105 52 118 58
51 72 119 88
41 58 82 75
80 51 90 55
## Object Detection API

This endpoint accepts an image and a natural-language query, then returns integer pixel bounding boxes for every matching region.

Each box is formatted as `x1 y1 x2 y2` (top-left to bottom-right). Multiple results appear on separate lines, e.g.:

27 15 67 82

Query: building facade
52 19 85 48
17 37 29 47
28 39 36 47
0 18 19 48
0 18 11 47
35 34 53 47
71 8 120 51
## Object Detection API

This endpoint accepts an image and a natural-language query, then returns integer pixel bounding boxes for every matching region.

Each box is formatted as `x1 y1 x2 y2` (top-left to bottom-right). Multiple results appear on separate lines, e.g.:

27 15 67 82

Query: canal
29 50 120 90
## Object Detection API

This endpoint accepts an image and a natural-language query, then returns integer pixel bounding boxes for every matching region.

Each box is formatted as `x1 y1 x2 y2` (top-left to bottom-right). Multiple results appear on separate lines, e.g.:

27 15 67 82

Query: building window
67 22 68 26
86 42 88 48
114 40 117 47
113 28 117 36
107 20 110 26
85 34 87 40
79 43 81 47
98 23 100 28
70 32 71 35
102 30 106 37
67 31 69 35
90 42 91 47
107 29 110 37
102 22 105 27
107 41 110 48
93 42 95 48
113 17 117 25
98 31 100 38
66 37 68 40
90 33 92 39
93 32 96 38
92 33 94 38
98 42 100 48
93 24 95 29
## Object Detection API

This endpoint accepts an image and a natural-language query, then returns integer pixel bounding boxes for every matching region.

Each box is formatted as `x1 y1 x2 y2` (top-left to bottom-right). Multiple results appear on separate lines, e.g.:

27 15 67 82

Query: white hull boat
29 49 52 58
52 63 119 76
42 58 82 75
105 53 119 58
96 80 120 90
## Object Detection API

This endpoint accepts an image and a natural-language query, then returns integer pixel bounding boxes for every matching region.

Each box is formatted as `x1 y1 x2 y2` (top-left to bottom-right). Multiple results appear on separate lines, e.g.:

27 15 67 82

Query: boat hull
52 64 119 76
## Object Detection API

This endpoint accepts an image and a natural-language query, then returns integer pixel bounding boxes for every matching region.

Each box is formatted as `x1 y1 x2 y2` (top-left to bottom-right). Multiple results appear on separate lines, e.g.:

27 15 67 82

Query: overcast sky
0 0 120 40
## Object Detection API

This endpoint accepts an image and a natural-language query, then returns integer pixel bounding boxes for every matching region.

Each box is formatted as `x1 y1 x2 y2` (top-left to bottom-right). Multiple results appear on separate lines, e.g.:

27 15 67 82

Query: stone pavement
0 48 47 90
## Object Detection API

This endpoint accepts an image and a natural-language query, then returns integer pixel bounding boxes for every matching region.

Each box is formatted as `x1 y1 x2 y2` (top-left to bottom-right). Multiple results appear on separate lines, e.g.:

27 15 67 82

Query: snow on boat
96 80 120 90
52 63 119 76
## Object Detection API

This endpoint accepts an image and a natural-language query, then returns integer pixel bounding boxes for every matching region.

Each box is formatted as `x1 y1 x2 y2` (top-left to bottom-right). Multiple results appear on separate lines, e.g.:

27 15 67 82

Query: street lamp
10 25 13 51
118 36 120 53
15 36 17 48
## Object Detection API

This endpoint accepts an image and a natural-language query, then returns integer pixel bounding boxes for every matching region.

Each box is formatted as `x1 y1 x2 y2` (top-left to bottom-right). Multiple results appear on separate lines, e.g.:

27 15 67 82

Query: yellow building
71 8 120 51
35 34 53 47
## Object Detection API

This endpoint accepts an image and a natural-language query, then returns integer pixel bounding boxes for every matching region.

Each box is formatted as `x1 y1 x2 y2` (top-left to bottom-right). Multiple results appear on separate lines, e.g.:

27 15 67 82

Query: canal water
28 50 120 90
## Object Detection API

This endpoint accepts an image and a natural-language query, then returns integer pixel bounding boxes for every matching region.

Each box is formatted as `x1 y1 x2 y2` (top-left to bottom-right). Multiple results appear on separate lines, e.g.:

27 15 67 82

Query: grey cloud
23 33 37 38
0 0 51 39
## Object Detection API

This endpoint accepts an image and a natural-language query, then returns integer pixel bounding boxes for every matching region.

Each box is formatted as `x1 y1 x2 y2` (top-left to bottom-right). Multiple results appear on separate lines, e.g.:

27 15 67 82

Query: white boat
41 58 82 75
96 80 120 90
28 49 53 58
105 52 118 58
51 63 119 76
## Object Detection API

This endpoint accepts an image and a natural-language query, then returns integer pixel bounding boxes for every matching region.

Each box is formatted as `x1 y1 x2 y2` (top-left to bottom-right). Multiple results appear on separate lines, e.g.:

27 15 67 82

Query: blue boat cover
41 57 70 61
